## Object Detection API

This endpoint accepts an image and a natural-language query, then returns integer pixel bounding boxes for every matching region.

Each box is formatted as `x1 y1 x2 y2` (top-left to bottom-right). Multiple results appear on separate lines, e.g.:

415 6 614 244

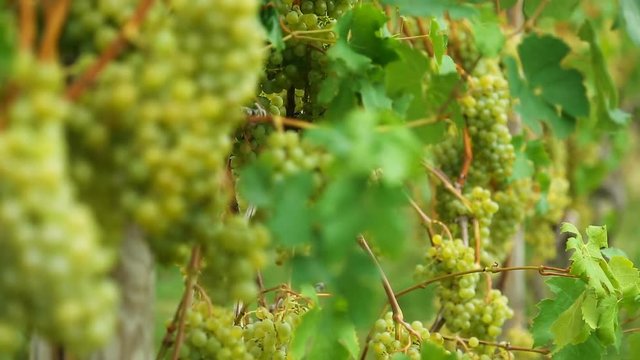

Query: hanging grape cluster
66 0 266 265
0 54 117 355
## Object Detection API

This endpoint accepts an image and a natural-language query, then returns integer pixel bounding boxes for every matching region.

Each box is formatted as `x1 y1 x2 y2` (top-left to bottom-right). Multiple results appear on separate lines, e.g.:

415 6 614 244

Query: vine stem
414 17 434 57
395 265 574 298
441 334 550 355
423 163 472 211
507 0 550 38
19 0 36 52
39 0 70 61
407 196 454 243
169 245 202 360
247 115 318 129
623 327 640 334
66 0 156 100
357 236 421 340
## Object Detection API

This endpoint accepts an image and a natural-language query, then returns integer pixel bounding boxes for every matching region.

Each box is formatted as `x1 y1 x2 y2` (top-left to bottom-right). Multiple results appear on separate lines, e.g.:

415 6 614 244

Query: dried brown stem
414 17 434 57
357 236 420 340
441 334 550 355
19 0 36 52
170 245 202 360
507 0 550 38
39 0 70 61
66 0 157 100
423 163 472 211
395 265 573 298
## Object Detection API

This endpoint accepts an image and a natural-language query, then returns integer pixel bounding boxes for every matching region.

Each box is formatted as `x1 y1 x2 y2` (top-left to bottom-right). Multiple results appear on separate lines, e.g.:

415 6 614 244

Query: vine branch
19 0 36 52
66 0 156 100
39 0 70 61
395 265 574 298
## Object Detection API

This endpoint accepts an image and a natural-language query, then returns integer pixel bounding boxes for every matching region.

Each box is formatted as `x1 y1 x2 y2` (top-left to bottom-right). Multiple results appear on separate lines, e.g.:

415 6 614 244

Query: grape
243 295 309 359
199 216 270 304
0 53 117 354
164 299 253 360
66 0 266 271
368 312 441 360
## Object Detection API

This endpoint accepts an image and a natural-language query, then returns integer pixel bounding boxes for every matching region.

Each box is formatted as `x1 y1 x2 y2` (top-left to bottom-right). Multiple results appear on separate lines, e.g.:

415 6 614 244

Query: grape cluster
262 0 354 118
62 0 134 54
165 300 253 360
452 22 480 71
369 312 436 360
243 295 309 359
488 179 533 261
199 216 270 303
67 0 266 265
460 60 515 186
462 290 513 341
506 327 540 360
260 131 333 184
0 54 117 354
415 236 481 333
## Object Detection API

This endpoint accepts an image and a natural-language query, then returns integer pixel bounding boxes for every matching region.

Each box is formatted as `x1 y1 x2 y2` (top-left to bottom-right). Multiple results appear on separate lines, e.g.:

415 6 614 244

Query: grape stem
39 0 70 61
441 334 551 356
407 195 454 244
247 115 318 129
414 17 435 57
19 0 36 52
395 265 575 298
357 236 421 340
457 125 473 187
66 0 156 100
169 245 202 360
507 0 550 38
623 327 640 334
423 163 473 211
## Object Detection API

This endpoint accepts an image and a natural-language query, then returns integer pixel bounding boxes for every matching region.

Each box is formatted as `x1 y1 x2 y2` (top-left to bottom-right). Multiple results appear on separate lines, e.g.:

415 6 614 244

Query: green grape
164 299 253 360
66 0 266 272
415 236 480 334
243 295 309 359
489 179 533 261
462 290 513 342
199 215 270 304
0 53 117 354
368 312 440 360
259 130 332 185
460 60 515 186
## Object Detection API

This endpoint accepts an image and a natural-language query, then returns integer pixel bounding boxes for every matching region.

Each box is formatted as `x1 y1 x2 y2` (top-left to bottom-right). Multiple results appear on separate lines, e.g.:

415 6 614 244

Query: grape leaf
472 4 504 57
579 21 630 129
620 0 640 46
430 19 446 65
551 291 591 348
524 0 580 20
532 277 586 347
259 1 284 50
553 333 605 360
609 256 640 302
0 11 14 83
596 294 620 347
506 34 589 137
267 173 315 246
562 223 619 297
381 0 477 18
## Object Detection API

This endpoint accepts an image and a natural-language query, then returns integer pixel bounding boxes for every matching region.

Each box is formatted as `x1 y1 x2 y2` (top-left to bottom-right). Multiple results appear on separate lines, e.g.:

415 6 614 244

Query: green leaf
381 0 477 18
237 163 273 207
582 291 599 330
430 19 446 65
609 256 640 302
532 277 587 347
620 0 640 46
562 224 619 297
0 10 15 83
472 4 505 57
553 333 605 360
524 0 580 20
507 33 590 137
551 291 591 348
579 20 629 130
349 5 398 66
259 2 284 50
421 341 457 360
290 307 321 358
268 174 315 246
596 294 620 346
